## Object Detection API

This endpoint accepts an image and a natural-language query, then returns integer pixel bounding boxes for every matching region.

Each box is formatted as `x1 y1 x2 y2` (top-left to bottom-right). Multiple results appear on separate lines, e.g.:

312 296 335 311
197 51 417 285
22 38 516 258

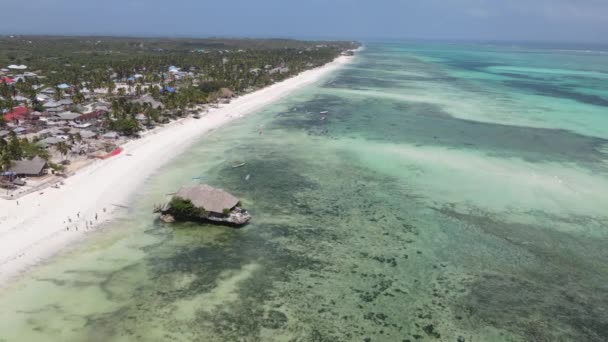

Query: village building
12 95 29 102
36 94 50 102
9 156 48 177
37 128 64 137
102 132 119 139
13 127 27 135
78 110 106 123
155 184 251 226
37 136 63 147
79 130 98 139
0 76 16 84
175 185 240 215
7 64 27 70
55 112 82 122
43 101 63 109
3 106 30 123
40 87 56 95
131 95 164 109
268 66 290 74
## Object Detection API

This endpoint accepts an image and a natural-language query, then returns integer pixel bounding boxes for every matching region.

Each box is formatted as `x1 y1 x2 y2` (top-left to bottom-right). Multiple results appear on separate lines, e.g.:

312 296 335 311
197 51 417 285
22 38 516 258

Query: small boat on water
232 162 246 168
320 111 329 114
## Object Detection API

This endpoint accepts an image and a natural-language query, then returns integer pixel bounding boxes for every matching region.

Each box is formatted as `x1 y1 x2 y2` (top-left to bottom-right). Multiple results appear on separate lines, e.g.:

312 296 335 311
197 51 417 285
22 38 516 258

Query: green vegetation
54 141 71 161
0 131 48 171
0 36 356 94
0 36 358 136
167 197 208 219
48 161 65 172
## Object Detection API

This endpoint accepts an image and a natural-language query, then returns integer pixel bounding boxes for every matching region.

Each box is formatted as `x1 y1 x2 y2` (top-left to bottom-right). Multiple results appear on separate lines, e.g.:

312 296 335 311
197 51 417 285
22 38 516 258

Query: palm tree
7 133 23 161
53 86 62 101
0 153 12 172
55 141 71 161
107 80 116 94
73 91 85 105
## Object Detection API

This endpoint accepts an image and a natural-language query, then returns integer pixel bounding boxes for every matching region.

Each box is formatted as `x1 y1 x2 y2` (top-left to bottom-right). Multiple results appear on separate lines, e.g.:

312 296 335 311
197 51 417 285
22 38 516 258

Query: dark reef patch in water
437 206 608 342
445 60 503 72
273 94 608 168
211 156 319 214
74 146 431 341
496 72 545 80
327 74 406 89
457 272 608 342
504 80 608 107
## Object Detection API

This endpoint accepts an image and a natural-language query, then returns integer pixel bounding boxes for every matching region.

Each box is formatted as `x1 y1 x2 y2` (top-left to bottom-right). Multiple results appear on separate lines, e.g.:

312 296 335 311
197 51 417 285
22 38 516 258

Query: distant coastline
0 52 356 286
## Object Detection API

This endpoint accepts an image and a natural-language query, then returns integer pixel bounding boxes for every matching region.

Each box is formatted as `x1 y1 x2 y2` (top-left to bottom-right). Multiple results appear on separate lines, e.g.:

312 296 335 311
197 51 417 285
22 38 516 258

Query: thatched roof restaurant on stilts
154 184 251 227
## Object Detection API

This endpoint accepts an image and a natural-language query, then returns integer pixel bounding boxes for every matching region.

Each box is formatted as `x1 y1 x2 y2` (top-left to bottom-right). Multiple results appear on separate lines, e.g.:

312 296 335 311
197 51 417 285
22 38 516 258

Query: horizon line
1 33 608 47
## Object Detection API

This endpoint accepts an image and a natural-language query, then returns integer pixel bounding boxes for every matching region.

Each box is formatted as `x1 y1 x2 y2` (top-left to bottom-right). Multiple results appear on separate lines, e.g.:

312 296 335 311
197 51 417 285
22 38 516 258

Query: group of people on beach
63 207 107 232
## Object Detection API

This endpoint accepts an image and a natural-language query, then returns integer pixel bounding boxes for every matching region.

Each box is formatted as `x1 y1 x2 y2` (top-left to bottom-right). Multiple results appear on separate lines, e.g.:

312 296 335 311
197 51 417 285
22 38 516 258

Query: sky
1 0 608 43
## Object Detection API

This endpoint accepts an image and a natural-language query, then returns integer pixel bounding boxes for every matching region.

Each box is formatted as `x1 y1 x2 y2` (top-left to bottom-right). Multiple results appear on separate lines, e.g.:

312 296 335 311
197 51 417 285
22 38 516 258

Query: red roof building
3 106 29 122
0 76 15 84
79 110 106 122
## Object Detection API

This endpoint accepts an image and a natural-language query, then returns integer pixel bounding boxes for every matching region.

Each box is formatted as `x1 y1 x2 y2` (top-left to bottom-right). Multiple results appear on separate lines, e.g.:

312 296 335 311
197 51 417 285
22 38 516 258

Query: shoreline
0 54 354 286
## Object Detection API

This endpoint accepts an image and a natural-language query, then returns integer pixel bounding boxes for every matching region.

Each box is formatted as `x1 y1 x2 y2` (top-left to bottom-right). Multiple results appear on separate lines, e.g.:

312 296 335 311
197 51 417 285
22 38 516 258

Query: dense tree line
0 131 49 171
1 36 359 139
0 36 357 94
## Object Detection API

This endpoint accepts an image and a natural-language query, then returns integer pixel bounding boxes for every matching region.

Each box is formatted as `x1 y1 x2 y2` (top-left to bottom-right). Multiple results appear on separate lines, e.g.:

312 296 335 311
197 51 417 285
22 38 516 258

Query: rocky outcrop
156 207 251 227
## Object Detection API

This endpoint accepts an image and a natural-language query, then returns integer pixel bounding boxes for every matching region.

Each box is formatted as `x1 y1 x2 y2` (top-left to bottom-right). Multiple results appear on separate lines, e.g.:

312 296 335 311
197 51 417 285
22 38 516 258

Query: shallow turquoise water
1 42 608 341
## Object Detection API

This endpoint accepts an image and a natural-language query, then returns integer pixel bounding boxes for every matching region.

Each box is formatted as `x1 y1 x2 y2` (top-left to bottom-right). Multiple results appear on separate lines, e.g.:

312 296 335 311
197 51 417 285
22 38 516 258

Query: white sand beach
0 55 352 286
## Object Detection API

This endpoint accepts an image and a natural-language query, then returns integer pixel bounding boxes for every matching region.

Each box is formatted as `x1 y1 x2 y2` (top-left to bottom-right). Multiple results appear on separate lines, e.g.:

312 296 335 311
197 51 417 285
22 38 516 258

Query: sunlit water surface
2 42 608 342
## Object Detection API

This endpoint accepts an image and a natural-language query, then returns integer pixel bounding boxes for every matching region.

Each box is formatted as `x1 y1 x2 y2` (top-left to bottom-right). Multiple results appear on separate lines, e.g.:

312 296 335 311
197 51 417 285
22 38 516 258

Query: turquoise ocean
1 42 608 341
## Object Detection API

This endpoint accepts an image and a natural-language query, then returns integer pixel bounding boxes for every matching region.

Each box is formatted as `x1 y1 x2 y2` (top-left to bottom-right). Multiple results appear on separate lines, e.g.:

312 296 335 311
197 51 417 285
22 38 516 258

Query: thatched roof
9 156 47 176
131 95 164 109
56 112 81 121
175 184 240 214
